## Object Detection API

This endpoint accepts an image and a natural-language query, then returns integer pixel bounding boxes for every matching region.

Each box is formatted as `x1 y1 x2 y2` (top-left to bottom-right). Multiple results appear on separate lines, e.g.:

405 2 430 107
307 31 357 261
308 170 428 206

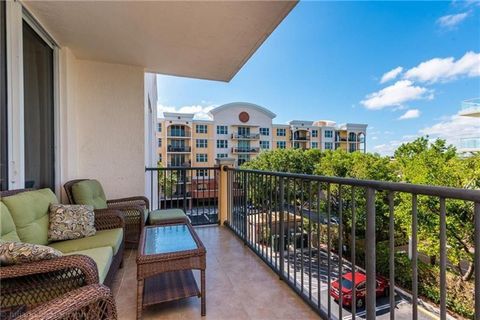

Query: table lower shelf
142 270 200 307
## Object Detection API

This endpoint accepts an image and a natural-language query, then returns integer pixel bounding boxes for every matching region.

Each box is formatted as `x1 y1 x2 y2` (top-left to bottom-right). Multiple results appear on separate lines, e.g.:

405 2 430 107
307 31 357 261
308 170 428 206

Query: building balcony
231 133 260 140
167 162 191 167
459 98 480 117
460 137 480 152
167 145 191 153
291 136 309 141
231 147 260 154
167 131 192 138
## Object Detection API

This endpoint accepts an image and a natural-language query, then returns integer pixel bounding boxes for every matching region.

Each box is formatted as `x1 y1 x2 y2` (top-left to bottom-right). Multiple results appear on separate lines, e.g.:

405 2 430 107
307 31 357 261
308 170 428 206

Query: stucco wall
74 59 145 199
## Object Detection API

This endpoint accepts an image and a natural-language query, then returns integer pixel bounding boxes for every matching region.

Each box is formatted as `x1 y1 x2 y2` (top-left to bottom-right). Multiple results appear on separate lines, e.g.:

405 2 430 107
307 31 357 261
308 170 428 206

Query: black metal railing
146 167 219 225
167 145 191 152
225 167 480 320
231 133 260 139
231 147 260 154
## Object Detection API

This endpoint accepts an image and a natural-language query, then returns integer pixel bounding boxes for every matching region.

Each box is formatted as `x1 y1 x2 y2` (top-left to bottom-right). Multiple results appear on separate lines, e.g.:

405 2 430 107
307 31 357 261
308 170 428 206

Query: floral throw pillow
48 204 96 241
0 241 62 265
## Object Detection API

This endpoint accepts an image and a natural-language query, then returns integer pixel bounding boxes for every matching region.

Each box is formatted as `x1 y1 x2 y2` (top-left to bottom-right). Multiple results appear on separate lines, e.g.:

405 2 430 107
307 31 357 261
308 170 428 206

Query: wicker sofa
0 188 124 312
15 284 117 320
64 179 149 248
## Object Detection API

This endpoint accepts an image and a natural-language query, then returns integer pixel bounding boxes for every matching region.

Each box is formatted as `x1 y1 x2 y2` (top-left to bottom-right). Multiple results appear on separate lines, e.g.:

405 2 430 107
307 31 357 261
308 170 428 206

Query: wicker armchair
16 284 117 320
64 179 149 248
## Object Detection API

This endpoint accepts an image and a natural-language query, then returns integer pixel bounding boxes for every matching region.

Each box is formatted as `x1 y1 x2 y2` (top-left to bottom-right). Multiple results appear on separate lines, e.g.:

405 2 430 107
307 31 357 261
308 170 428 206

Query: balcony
167 131 191 138
459 98 480 117
112 226 318 319
231 147 260 154
167 145 192 153
460 137 480 152
231 133 260 140
143 166 480 319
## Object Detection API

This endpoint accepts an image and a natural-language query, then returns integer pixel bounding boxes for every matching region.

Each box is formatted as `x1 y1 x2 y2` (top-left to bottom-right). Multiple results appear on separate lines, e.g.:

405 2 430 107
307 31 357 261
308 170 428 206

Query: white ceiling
23 1 297 82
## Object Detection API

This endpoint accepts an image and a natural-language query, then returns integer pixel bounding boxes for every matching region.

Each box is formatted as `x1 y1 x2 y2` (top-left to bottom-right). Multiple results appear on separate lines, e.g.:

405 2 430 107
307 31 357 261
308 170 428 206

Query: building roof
209 102 277 119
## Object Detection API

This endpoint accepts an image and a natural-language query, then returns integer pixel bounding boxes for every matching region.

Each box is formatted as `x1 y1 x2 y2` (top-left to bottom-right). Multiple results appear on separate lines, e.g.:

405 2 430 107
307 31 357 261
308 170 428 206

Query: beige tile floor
111 226 319 319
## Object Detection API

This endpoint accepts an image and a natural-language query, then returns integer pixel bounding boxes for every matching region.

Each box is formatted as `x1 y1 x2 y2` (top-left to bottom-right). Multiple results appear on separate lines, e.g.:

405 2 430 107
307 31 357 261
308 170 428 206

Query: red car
330 272 389 309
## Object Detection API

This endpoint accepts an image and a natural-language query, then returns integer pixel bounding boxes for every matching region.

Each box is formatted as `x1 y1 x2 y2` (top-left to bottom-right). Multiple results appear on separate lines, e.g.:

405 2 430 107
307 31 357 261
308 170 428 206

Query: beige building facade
157 102 367 167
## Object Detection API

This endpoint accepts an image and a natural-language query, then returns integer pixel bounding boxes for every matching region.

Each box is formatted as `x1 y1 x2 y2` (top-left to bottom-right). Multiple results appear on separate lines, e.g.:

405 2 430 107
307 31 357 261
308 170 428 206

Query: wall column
216 157 235 225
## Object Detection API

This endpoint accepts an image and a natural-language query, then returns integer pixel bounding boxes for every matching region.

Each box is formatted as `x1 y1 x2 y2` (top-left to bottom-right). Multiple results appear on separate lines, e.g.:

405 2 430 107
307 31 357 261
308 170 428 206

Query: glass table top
144 224 198 255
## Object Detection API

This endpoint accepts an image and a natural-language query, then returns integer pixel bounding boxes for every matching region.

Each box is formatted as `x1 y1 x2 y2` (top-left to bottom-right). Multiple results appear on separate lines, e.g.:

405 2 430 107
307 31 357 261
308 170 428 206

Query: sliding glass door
0 1 7 191
23 21 55 190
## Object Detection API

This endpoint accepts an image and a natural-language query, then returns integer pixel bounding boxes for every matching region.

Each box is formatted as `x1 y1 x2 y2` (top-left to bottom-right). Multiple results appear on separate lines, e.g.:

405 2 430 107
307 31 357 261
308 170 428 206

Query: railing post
475 202 480 320
216 158 236 225
279 177 285 280
243 171 248 243
365 187 376 320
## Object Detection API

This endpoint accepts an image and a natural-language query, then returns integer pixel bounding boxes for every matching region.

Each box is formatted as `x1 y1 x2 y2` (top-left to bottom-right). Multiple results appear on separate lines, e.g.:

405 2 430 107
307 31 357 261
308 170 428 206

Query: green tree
393 137 480 280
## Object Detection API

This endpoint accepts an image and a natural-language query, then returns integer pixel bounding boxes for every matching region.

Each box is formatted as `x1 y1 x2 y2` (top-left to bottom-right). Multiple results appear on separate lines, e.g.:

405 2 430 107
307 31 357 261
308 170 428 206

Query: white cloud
404 51 480 83
372 111 480 155
157 103 216 120
361 80 432 110
398 109 421 120
380 66 403 84
437 11 470 28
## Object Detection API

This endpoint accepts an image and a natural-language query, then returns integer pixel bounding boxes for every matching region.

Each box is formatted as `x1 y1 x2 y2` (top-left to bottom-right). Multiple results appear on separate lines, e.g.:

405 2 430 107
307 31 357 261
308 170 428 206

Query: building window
325 130 333 138
277 141 286 149
325 142 333 150
217 139 228 149
217 153 228 159
238 154 250 166
158 138 162 147
276 128 286 136
196 124 208 134
216 125 228 135
157 123 162 132
159 155 162 162
312 130 318 137
196 154 208 162
260 141 270 149
237 126 250 136
196 139 208 148
311 142 318 149
260 127 270 136
196 169 208 177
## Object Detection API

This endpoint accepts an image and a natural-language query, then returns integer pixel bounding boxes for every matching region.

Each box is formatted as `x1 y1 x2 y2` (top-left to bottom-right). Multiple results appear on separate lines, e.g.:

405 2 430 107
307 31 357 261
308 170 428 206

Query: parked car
330 272 389 309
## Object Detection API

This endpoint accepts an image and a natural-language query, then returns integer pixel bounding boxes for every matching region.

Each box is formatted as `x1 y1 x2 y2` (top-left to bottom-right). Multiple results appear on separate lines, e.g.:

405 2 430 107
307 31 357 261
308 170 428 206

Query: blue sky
157 1 480 155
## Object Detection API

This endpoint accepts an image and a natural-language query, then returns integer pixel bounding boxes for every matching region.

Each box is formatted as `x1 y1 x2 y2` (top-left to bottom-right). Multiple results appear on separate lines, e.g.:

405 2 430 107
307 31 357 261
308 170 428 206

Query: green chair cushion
0 202 20 242
71 180 108 209
65 246 113 284
49 228 123 255
2 189 58 245
148 208 190 225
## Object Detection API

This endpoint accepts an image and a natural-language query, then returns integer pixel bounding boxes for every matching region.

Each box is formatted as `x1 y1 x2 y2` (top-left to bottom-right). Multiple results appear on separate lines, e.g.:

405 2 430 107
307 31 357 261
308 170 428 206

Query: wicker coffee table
136 223 206 319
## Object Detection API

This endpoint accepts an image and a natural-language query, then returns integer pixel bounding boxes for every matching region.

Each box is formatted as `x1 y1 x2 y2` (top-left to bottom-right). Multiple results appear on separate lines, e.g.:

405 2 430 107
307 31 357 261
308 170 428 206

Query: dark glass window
23 21 55 190
0 2 7 191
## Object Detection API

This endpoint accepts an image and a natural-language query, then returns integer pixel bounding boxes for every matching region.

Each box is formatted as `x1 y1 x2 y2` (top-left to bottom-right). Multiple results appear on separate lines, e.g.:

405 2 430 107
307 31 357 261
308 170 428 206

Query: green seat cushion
71 180 108 209
49 228 123 255
2 189 58 245
65 246 113 284
148 209 190 224
0 202 20 242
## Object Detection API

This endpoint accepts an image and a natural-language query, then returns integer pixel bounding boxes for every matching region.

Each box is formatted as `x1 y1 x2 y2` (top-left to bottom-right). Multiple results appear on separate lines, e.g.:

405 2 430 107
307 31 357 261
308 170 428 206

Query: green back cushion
0 202 21 242
71 180 108 209
2 189 58 245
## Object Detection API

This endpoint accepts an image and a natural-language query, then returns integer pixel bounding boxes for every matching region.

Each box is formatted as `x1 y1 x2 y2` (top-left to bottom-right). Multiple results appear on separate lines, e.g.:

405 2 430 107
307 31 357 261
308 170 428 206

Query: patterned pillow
48 204 96 241
0 241 62 265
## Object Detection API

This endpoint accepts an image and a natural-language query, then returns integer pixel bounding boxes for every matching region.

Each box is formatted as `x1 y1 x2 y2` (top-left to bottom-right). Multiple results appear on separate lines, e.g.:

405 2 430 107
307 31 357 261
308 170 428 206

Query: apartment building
157 102 367 167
